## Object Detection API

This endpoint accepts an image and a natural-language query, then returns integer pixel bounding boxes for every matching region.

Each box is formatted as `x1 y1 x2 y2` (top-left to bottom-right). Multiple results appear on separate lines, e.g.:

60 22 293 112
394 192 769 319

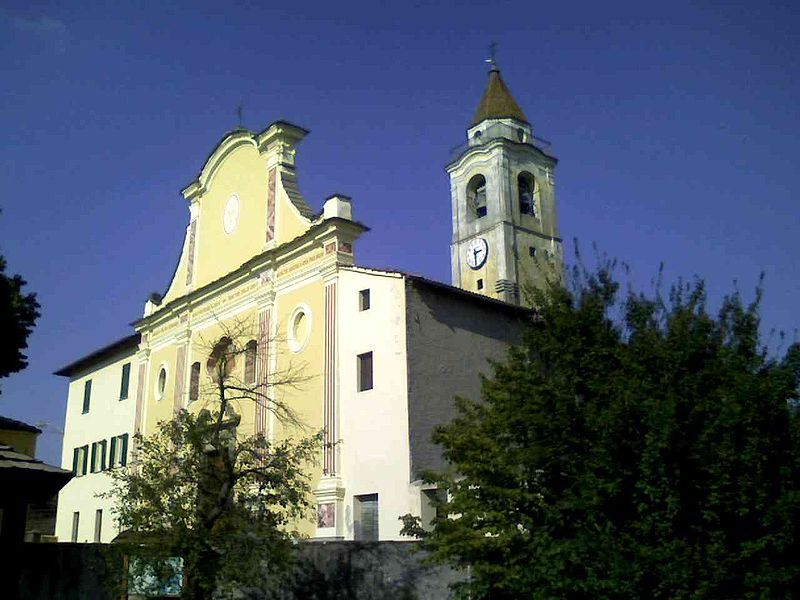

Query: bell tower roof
471 65 529 127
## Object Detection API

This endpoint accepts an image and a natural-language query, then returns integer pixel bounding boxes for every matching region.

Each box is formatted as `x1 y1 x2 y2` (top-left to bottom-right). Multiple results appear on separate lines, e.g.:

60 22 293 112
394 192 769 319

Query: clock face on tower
465 237 489 270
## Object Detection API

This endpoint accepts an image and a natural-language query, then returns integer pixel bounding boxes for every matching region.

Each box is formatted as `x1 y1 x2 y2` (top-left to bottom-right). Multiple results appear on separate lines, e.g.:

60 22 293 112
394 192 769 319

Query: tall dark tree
0 252 40 389
405 263 800 599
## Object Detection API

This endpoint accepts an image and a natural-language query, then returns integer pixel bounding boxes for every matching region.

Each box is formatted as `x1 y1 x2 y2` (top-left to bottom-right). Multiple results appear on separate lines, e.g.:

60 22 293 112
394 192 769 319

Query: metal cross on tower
486 41 498 68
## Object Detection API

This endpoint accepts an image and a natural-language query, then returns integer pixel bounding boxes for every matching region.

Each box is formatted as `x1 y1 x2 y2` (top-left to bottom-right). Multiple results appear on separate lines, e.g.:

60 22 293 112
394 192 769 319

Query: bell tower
447 57 563 305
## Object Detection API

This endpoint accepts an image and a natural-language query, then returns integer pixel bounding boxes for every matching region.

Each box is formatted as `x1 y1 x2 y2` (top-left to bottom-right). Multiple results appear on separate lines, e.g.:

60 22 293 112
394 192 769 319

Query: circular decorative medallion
223 194 240 234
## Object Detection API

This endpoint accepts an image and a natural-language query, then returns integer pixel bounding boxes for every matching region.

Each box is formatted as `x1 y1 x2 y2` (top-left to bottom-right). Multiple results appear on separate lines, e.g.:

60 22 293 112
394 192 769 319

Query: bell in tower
447 52 563 305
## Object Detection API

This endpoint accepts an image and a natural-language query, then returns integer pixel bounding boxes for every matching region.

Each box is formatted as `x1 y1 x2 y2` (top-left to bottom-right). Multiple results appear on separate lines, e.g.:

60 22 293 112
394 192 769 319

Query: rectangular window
189 362 201 403
72 447 80 475
82 380 92 413
358 289 371 311
477 278 484 290
354 493 379 541
94 509 103 543
357 352 373 392
120 362 131 400
421 488 447 531
529 246 537 257
71 512 80 542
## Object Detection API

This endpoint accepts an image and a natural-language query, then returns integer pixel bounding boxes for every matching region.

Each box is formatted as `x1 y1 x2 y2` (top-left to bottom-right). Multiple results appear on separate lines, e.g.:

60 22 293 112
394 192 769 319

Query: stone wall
0 540 462 599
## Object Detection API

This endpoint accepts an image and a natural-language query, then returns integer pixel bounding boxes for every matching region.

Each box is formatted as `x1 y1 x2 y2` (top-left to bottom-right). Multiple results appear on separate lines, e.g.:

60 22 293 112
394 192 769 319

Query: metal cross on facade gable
236 102 244 129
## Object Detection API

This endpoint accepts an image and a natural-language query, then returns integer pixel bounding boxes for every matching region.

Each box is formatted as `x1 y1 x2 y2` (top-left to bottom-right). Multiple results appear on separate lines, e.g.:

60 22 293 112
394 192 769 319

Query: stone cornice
133 217 368 331
446 137 557 174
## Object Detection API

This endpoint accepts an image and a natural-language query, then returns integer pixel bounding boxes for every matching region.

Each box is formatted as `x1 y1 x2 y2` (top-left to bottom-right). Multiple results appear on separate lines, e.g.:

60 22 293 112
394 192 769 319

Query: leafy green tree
406 263 800 599
0 252 40 389
107 324 320 599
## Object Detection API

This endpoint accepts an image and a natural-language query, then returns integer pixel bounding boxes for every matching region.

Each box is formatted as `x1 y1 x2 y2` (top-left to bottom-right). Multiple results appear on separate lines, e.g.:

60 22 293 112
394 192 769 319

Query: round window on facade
288 305 312 353
156 365 167 400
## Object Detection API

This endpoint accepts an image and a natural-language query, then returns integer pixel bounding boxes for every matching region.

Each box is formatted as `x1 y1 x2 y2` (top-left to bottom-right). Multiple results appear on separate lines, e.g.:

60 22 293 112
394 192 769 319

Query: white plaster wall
337 268 413 540
55 350 138 543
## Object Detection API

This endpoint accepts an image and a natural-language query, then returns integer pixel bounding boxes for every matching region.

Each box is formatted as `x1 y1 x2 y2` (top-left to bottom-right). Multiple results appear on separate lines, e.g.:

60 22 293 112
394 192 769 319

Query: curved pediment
181 129 258 201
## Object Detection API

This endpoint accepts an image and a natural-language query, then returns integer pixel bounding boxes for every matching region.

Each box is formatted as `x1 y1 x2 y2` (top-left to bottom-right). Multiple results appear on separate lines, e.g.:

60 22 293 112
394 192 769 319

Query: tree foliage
0 252 40 389
107 322 320 599
409 263 800 599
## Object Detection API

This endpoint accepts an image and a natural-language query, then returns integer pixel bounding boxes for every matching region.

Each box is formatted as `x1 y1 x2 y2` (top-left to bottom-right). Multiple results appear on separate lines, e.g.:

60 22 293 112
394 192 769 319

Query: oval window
288 306 312 353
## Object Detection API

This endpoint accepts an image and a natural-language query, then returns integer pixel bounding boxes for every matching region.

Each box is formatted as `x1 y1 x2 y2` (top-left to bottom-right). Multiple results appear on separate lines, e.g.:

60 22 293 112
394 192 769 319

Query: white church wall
337 268 412 540
55 349 138 543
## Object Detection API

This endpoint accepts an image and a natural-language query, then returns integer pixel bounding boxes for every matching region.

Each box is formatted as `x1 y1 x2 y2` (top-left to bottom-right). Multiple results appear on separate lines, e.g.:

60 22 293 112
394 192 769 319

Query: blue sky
1 1 799 465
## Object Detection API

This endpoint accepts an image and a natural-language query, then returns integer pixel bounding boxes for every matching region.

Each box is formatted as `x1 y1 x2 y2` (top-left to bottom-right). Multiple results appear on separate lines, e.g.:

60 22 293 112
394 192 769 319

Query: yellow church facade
133 121 368 539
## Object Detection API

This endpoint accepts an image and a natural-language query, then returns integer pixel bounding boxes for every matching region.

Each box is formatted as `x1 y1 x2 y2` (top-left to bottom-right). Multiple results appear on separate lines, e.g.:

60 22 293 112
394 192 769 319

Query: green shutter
90 442 97 473
81 445 88 475
83 380 92 413
120 434 128 466
110 436 117 468
72 447 80 475
100 440 107 471
120 363 131 400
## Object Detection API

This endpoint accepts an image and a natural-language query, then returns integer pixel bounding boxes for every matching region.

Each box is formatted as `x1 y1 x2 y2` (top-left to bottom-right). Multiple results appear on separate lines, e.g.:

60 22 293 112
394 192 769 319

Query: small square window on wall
359 289 371 311
120 362 131 400
82 380 92 413
357 352 373 392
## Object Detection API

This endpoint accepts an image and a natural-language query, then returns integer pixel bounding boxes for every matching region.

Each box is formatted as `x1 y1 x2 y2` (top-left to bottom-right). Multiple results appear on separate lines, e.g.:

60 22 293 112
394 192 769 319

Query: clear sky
1 1 798 465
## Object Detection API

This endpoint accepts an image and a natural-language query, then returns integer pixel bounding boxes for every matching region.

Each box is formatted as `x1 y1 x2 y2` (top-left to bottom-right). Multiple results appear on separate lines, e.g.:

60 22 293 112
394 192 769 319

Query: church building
54 62 562 543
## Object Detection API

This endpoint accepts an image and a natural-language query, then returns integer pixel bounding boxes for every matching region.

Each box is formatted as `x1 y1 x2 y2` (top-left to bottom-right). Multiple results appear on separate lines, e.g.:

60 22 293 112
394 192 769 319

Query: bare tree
105 317 321 600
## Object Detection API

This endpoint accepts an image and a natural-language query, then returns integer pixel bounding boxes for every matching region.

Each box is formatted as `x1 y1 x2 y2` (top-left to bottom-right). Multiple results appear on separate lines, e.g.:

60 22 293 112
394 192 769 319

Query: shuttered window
110 436 118 467
359 289 371 311
82 380 92 413
120 363 131 400
354 493 379 541
357 352 373 392
90 442 97 473
119 433 129 466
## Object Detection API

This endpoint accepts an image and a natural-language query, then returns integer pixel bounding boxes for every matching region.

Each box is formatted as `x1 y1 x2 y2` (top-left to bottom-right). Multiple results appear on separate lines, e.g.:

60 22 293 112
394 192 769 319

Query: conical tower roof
471 66 528 126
